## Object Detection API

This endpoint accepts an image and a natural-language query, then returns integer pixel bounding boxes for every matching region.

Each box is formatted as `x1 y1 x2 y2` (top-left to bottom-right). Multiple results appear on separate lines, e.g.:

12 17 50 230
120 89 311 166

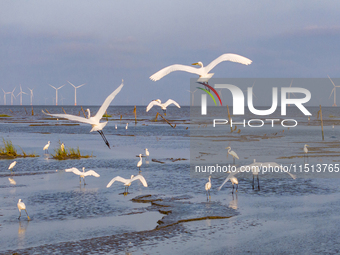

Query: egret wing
163 99 181 109
204 54 252 73
65 167 82 175
106 176 128 188
93 81 124 122
130 175 148 187
149 64 203 81
42 110 92 124
217 170 240 191
146 100 162 112
84 170 100 177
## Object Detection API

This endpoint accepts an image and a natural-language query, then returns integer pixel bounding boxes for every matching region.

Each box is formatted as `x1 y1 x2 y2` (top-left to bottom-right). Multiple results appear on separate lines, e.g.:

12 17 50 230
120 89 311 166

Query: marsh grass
52 146 93 160
0 138 38 158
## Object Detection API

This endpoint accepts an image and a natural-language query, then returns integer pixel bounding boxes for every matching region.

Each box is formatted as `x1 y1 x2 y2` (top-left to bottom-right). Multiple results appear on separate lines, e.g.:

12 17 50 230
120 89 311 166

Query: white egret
145 148 149 159
303 144 309 157
65 167 100 185
218 159 296 191
225 146 239 164
115 124 117 129
61 142 65 152
42 80 124 148
216 172 238 193
205 176 212 198
125 123 128 130
8 161 17 172
137 154 143 172
43 141 50 154
146 99 180 115
150 53 252 83
106 174 148 193
17 199 30 220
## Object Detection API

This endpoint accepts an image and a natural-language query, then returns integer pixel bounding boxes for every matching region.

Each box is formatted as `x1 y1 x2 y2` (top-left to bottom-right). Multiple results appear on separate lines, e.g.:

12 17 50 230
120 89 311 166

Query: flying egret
150 53 252 83
146 99 180 115
17 199 30 220
205 176 212 198
8 161 17 172
65 167 100 185
42 80 124 148
43 141 50 154
137 154 143 172
225 146 239 164
106 174 148 193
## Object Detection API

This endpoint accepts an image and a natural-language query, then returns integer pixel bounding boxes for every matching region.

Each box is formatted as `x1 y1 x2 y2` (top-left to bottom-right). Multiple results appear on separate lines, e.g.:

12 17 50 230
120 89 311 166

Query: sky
0 0 340 106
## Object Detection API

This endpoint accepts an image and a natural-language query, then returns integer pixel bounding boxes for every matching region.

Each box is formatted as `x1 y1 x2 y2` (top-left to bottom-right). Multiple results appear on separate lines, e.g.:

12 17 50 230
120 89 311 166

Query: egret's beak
192 62 199 66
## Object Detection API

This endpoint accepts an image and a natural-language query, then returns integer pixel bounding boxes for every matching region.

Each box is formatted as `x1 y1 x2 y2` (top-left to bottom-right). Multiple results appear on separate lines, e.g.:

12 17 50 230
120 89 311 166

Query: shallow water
1 105 340 254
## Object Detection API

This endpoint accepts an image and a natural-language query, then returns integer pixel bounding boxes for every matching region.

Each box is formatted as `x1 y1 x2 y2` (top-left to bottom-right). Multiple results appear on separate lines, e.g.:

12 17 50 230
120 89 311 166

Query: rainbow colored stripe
197 82 222 106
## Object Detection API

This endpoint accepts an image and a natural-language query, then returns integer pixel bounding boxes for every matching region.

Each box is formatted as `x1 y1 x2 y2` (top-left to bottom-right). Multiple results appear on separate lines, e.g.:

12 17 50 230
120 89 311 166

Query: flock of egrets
10 53 255 220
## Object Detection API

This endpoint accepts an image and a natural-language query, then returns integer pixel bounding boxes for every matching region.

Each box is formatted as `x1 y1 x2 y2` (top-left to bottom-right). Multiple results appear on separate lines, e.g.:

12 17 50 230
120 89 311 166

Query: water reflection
229 193 238 210
18 220 29 249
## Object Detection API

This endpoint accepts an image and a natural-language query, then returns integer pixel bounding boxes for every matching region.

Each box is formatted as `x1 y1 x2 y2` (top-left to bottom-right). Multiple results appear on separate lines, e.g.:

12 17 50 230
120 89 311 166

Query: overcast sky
1 1 340 106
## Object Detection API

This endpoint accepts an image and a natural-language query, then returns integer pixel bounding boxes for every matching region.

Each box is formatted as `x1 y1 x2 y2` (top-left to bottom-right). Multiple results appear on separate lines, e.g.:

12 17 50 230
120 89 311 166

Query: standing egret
8 161 17 172
137 154 143 172
17 199 30 220
150 53 252 83
61 142 65 152
145 148 149 159
106 174 148 194
43 141 50 154
205 176 212 199
42 80 124 148
115 124 117 129
125 123 128 130
225 146 239 164
146 99 180 115
303 144 309 157
218 159 296 191
217 172 238 193
65 167 100 185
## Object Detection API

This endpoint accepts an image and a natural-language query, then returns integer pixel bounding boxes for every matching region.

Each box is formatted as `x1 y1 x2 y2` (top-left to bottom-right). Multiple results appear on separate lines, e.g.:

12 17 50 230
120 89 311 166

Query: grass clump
52 146 93 160
0 138 38 158
0 114 11 117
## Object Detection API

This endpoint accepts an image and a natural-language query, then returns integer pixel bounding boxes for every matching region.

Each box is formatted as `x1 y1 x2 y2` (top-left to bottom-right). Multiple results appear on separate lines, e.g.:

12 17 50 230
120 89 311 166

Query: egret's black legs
257 175 260 190
98 130 110 148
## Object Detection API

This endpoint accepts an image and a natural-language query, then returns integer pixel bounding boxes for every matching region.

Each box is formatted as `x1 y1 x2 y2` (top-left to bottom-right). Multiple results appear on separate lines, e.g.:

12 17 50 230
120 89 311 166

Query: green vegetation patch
0 138 38 158
52 146 93 160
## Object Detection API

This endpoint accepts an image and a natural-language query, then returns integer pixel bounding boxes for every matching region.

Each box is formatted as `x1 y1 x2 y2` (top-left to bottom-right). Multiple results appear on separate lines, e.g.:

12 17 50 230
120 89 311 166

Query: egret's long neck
87 110 90 119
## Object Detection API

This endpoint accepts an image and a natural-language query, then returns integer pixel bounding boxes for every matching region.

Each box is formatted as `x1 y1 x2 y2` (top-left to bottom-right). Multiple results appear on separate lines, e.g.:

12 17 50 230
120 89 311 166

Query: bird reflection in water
18 220 29 248
229 193 238 210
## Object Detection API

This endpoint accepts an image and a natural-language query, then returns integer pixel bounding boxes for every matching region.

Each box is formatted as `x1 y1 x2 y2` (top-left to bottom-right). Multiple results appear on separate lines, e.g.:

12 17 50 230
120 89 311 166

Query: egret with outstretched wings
65 167 100 185
146 99 180 115
42 80 124 148
106 174 148 193
150 53 252 82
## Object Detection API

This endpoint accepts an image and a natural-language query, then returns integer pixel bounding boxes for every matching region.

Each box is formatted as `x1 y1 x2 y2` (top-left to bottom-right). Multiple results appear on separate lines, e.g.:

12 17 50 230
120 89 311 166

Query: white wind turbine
2 89 11 105
187 89 197 106
10 87 16 105
17 85 28 105
328 75 340 107
68 81 85 106
27 88 34 105
49 84 65 106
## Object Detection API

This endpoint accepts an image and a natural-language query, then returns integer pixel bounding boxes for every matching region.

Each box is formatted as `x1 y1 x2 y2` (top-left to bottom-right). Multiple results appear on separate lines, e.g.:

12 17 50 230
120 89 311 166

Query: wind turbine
328 75 340 107
49 84 65 106
187 89 197 106
60 94 66 105
67 81 85 106
17 85 28 105
10 87 16 105
27 88 34 105
2 89 11 105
